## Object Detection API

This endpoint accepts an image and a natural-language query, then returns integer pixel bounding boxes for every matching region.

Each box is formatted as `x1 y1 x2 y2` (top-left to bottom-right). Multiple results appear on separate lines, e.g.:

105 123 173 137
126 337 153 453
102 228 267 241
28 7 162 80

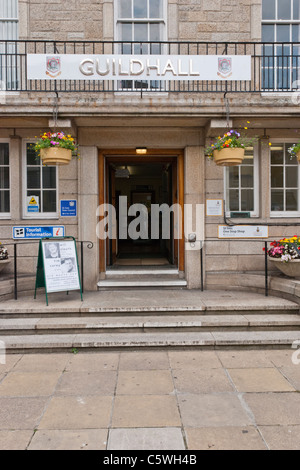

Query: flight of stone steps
0 299 299 353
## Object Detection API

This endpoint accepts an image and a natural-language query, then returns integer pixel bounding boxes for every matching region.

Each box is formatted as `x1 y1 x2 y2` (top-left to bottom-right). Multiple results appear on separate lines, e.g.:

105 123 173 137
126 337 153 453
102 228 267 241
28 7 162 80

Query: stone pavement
0 348 300 450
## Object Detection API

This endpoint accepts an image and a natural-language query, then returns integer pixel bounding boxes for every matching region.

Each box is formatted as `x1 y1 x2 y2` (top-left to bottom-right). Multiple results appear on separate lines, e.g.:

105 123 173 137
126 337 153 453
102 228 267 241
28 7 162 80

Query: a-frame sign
34 237 83 305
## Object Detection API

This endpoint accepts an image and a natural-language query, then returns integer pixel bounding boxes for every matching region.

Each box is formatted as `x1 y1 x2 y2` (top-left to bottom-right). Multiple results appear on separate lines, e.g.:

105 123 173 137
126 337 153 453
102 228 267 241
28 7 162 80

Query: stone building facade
1 0 300 293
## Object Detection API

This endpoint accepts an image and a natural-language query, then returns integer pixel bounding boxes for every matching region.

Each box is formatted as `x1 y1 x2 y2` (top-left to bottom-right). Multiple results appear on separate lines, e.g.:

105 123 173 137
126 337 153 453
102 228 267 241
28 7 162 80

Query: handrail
2 240 94 300
197 239 270 297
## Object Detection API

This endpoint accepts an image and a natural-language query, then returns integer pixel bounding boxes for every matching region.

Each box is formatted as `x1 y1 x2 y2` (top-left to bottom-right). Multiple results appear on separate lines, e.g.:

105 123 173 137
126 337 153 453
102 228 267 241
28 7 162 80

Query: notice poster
42 239 81 293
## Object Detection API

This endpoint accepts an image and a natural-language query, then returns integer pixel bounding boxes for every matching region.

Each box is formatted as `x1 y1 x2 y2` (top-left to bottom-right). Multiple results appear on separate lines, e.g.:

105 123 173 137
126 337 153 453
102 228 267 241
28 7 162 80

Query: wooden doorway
98 149 185 273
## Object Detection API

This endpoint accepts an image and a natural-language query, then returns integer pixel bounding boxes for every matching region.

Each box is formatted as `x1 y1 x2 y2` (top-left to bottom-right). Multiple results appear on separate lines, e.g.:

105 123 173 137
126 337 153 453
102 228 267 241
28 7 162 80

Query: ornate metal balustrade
0 40 299 93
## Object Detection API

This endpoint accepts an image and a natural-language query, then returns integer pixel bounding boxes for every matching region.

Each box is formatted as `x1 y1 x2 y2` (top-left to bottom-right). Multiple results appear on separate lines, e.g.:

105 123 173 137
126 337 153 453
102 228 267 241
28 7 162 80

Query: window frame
269 138 300 218
224 143 260 218
261 0 300 91
0 138 10 219
22 139 59 220
115 0 168 43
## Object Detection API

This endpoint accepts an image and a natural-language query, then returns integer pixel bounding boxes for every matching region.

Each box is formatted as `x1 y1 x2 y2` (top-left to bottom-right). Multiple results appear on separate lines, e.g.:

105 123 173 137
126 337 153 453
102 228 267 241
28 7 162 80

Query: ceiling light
136 148 147 155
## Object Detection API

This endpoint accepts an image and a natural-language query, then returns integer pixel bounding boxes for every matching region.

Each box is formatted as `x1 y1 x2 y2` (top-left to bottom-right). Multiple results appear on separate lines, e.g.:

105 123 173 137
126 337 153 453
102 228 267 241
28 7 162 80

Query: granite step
1 330 300 353
0 314 299 336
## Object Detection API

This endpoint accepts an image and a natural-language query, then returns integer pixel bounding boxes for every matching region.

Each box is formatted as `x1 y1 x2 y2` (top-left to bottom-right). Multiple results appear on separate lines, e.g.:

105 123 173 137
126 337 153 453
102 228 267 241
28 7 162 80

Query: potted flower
266 236 300 278
205 130 255 166
287 143 300 163
0 242 10 273
34 132 77 166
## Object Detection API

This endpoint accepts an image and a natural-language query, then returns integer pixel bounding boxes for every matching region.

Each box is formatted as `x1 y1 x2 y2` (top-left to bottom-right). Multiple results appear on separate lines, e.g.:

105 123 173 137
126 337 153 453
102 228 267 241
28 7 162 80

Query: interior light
136 148 148 155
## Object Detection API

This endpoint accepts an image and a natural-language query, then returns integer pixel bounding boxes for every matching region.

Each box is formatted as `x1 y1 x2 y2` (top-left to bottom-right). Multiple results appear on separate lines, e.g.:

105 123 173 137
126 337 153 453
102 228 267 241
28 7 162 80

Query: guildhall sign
27 54 252 81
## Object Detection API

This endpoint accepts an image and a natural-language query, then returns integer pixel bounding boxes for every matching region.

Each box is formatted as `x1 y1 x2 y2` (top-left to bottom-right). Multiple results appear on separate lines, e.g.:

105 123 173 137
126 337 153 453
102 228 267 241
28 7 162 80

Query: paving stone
227 368 295 393
119 351 169 370
266 349 300 368
0 354 22 373
0 397 48 430
178 394 252 428
13 353 71 372
65 352 120 371
111 395 181 428
107 428 185 450
258 425 300 450
54 371 117 396
244 393 300 425
278 366 300 391
0 430 33 450
185 426 267 450
216 350 275 368
116 370 174 395
169 351 223 370
0 371 62 397
38 396 113 430
172 368 234 394
28 429 108 450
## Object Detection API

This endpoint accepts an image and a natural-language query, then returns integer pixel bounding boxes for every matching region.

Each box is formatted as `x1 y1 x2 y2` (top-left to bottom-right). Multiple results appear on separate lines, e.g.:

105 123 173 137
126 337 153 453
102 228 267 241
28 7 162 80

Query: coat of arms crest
217 58 232 79
46 56 61 78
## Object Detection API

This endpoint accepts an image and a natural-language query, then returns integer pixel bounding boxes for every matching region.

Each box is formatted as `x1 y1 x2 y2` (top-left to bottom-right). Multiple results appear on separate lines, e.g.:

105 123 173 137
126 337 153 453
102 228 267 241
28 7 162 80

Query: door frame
98 149 185 273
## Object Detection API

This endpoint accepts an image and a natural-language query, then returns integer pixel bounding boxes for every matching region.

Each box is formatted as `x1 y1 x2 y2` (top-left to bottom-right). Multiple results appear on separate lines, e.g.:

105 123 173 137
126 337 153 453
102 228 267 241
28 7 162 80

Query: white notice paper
42 240 80 293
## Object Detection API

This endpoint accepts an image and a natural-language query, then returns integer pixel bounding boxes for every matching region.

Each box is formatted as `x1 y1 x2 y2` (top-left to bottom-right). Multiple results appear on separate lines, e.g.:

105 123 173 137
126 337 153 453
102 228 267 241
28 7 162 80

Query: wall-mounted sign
27 196 40 213
13 226 65 240
206 199 223 217
27 54 252 82
34 237 82 305
60 200 77 217
218 225 269 239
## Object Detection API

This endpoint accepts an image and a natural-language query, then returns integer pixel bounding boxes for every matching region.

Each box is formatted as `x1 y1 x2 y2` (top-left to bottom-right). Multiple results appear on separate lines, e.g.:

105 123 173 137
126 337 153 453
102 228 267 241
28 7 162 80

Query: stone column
260 138 271 220
184 146 205 289
9 135 21 221
78 146 99 292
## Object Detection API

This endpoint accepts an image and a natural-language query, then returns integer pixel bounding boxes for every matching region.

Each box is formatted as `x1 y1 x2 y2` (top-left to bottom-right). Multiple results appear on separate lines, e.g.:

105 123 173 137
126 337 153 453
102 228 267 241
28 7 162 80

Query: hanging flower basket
287 143 300 164
34 132 77 166
40 147 72 166
205 128 257 167
213 147 245 166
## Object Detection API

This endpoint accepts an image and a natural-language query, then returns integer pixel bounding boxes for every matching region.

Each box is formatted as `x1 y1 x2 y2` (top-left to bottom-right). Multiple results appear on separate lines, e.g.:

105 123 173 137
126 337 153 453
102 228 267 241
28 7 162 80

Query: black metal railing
0 40 299 93
2 240 93 300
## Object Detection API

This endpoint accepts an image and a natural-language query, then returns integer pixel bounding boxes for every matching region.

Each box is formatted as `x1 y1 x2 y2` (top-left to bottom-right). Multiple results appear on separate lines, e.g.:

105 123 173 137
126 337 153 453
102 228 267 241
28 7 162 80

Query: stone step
97 277 188 288
0 303 298 319
0 314 299 336
2 330 300 353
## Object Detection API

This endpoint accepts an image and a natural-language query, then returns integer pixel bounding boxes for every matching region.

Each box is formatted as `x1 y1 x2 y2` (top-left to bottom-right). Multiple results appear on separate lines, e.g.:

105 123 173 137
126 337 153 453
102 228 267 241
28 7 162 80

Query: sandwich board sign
34 237 83 305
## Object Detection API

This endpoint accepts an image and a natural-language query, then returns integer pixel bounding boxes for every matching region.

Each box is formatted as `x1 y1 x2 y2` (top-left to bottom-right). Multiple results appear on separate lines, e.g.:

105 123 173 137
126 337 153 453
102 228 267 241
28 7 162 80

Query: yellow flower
244 127 248 130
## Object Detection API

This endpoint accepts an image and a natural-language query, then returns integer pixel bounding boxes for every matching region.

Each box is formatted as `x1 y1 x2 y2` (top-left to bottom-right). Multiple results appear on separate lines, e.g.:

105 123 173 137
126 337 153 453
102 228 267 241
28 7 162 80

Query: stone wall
18 0 262 42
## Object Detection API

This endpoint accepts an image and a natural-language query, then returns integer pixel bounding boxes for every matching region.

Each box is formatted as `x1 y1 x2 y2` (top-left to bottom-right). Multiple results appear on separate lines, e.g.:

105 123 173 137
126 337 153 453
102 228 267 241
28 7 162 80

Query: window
262 0 300 90
225 146 259 216
24 142 58 218
0 0 19 90
116 0 166 90
270 142 300 215
0 141 10 216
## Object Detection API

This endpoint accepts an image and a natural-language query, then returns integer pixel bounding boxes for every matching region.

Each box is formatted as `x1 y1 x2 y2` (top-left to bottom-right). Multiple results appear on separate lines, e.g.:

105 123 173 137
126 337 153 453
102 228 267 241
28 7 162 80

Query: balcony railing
0 40 299 94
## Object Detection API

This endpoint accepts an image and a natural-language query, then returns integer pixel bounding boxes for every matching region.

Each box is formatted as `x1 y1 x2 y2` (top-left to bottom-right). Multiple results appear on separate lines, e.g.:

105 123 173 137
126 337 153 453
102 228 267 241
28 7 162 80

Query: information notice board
35 237 83 305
